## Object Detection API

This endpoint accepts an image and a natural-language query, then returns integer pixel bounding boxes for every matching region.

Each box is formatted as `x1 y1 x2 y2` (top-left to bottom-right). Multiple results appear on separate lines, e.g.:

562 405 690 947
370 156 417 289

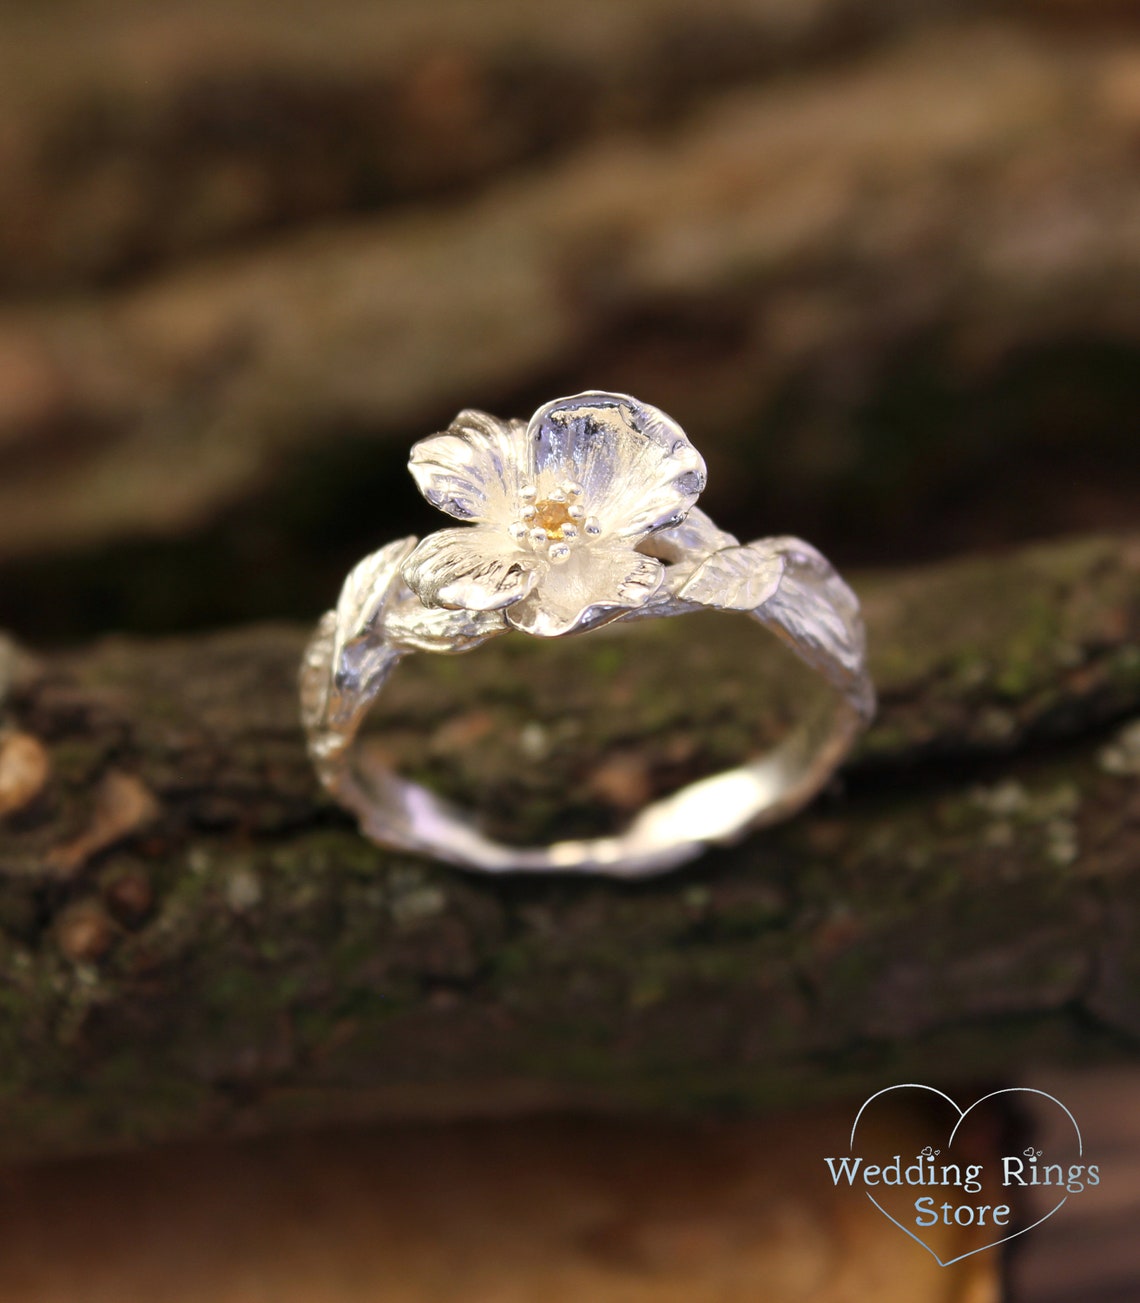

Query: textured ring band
300 392 875 877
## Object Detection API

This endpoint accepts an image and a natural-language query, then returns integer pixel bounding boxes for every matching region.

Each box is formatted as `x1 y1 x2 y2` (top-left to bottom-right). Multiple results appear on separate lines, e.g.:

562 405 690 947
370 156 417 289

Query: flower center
509 480 600 563
534 498 573 540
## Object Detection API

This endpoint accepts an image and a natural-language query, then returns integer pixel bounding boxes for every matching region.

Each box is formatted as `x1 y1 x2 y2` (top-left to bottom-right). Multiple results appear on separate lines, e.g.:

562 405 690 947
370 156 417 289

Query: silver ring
300 391 875 877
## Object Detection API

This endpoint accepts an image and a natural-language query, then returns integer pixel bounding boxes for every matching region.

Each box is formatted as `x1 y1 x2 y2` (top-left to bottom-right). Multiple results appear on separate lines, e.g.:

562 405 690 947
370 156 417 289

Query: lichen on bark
0 532 1137 1160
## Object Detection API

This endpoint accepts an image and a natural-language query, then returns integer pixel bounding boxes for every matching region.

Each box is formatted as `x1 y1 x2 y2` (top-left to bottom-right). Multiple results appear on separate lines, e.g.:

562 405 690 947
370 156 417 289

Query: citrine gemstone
534 499 574 540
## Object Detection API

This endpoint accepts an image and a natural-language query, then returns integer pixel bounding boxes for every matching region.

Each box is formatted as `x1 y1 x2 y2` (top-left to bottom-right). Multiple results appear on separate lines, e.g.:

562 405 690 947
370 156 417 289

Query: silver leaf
678 541 786 611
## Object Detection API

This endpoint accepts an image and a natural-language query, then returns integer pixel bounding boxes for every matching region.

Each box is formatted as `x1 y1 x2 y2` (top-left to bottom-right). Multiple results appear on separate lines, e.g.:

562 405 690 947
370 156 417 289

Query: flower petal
409 409 528 523
401 526 541 611
527 392 706 540
505 544 664 638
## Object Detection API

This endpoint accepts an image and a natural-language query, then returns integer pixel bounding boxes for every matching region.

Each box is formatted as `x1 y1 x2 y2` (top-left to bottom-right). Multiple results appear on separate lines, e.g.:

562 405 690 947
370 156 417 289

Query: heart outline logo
849 1083 1083 1267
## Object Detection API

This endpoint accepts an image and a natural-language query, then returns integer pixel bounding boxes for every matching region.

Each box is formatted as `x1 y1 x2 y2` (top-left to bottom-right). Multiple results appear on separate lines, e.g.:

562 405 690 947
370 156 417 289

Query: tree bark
0 531 1138 1160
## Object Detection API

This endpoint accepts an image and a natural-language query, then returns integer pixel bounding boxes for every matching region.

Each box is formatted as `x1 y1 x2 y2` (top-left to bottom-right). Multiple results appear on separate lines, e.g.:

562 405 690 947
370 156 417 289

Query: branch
0 532 1138 1158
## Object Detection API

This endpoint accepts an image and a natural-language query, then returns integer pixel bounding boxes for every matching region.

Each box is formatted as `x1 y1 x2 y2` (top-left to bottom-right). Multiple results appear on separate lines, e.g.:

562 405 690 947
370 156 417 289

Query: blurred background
1 0 1138 642
0 1 1138 1300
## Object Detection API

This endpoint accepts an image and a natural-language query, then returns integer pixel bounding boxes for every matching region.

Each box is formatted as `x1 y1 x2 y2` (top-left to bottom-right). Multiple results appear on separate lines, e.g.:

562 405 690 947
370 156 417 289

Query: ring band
300 392 875 877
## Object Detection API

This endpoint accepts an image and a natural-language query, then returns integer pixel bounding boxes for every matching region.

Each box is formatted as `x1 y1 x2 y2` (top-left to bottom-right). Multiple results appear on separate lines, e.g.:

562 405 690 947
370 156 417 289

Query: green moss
47 739 110 783
994 596 1062 698
588 643 628 677
267 830 385 880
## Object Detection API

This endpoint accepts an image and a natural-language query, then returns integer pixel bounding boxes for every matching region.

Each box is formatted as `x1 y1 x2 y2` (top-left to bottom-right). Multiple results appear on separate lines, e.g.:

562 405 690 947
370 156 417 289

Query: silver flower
401 392 707 637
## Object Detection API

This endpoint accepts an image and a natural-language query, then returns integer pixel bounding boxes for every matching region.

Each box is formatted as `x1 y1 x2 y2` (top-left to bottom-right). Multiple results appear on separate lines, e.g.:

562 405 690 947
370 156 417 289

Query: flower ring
301 392 875 877
402 393 705 638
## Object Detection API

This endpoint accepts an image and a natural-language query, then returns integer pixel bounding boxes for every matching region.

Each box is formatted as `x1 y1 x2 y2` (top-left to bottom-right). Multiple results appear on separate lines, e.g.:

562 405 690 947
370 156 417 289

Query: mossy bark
1 532 1139 1160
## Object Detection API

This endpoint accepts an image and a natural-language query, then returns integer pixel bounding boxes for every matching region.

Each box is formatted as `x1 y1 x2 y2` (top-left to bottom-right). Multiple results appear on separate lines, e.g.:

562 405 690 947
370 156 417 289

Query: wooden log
0 531 1137 1160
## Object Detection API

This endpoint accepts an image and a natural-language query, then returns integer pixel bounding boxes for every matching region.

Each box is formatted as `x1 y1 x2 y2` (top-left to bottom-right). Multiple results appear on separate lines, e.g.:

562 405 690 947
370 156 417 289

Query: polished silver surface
301 392 875 877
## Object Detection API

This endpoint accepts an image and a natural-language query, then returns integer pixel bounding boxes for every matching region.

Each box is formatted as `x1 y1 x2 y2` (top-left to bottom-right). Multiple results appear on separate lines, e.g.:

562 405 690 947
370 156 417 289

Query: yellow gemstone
534 498 574 540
